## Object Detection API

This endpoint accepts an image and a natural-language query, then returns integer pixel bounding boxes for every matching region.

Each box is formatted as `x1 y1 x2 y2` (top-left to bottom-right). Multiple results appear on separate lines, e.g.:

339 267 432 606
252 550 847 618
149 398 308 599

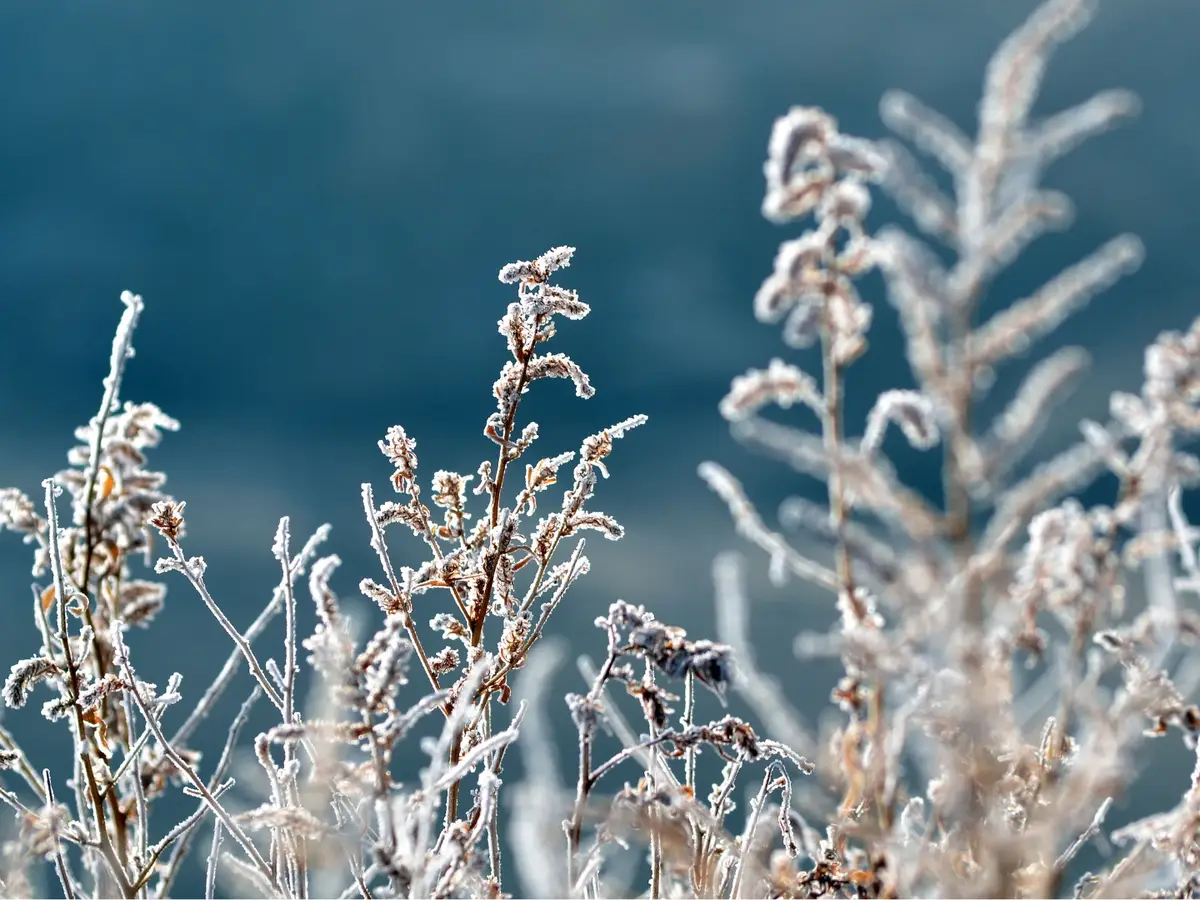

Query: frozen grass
3 0 1200 896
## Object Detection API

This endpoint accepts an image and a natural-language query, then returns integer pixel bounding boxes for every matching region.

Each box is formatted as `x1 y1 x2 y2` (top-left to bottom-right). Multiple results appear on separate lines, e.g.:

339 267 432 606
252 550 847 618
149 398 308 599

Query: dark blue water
1 1 1198 895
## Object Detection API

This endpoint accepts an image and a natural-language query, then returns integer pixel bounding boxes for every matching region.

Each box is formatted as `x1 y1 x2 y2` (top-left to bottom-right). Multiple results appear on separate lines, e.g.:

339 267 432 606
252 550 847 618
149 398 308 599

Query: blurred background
0 0 1198 894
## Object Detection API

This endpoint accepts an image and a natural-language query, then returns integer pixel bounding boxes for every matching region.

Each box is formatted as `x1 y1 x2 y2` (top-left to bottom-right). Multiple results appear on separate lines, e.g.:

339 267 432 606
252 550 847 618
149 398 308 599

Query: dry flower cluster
2 0 1199 896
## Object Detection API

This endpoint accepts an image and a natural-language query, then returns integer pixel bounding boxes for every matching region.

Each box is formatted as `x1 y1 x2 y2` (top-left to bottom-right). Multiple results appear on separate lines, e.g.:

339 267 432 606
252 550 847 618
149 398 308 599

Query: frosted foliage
0 243 648 898
1 2 1199 898
698 0 1200 897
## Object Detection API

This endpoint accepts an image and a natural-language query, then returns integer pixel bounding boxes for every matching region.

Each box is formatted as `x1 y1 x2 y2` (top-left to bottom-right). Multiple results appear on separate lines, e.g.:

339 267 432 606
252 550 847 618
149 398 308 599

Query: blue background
0 1 1197 894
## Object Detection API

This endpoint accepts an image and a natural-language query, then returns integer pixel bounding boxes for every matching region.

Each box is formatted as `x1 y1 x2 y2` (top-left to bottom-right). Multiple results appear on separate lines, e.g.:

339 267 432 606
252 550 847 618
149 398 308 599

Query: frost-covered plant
680 0 1200 896
3 1 1200 898
0 249 646 898
518 1 1200 898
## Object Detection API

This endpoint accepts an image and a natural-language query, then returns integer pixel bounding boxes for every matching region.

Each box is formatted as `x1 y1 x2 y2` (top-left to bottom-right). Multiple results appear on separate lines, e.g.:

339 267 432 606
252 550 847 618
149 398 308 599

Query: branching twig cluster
0 250 646 898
